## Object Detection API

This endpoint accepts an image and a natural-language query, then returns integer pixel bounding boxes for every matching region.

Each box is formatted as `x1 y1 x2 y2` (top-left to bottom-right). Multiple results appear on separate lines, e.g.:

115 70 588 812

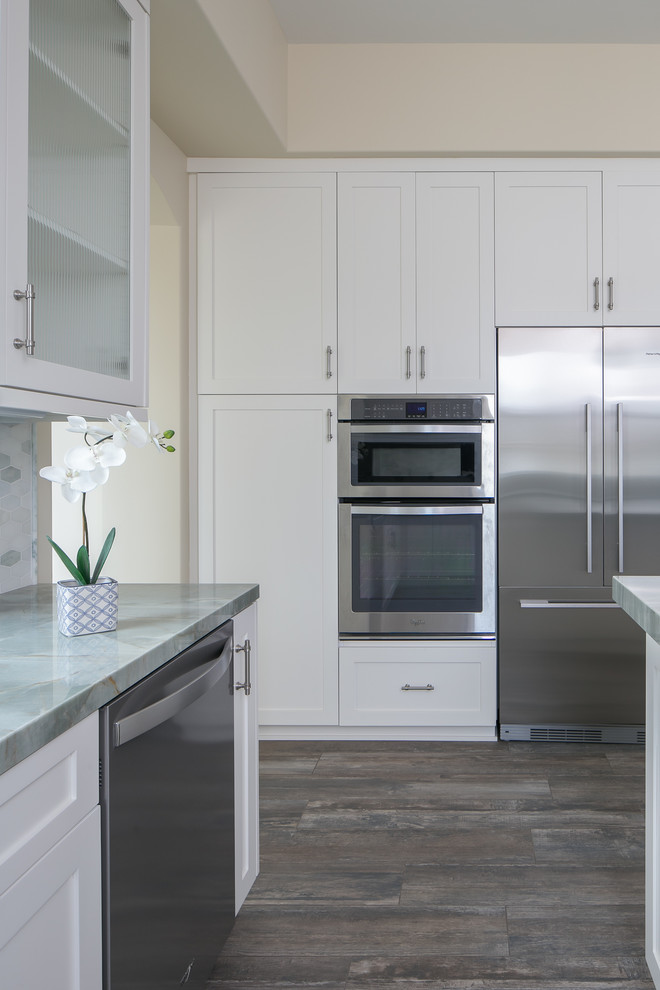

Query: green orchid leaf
47 536 87 586
91 527 116 585
76 545 91 585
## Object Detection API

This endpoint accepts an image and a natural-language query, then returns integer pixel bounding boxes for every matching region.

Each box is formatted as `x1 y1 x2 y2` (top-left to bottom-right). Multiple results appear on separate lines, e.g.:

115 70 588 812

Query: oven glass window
352 434 480 486
351 511 483 613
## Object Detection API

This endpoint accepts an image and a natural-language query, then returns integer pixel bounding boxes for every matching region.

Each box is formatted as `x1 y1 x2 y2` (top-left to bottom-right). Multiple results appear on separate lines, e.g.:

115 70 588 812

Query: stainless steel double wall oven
338 395 496 637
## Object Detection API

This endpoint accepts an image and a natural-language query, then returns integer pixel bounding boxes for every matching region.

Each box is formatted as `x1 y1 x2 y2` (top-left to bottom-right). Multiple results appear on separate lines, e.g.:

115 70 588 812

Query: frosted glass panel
28 0 131 379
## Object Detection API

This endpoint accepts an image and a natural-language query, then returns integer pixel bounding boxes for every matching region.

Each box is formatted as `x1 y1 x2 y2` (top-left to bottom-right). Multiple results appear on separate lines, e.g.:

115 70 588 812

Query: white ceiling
269 0 660 44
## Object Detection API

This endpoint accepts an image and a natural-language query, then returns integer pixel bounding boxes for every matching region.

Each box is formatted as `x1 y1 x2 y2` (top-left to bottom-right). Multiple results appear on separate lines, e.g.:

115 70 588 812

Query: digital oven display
406 401 427 418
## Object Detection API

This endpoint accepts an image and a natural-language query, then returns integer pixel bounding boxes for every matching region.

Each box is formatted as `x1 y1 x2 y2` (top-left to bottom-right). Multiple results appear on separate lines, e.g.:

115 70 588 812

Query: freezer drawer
498 588 645 738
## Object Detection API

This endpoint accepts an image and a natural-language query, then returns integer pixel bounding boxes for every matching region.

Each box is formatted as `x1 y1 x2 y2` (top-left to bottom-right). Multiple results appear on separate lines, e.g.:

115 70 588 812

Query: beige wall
287 43 660 154
197 0 288 145
49 123 189 584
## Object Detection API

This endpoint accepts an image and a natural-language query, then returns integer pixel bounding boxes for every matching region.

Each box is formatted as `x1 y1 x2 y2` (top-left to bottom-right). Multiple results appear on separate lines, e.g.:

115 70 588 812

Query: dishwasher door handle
114 636 232 747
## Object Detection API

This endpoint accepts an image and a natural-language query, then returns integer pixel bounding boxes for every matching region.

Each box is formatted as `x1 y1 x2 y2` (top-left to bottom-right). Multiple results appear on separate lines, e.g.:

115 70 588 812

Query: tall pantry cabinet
195 173 339 727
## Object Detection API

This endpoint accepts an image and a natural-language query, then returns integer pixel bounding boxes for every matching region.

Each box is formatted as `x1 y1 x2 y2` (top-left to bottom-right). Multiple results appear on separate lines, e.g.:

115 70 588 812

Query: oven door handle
348 504 484 516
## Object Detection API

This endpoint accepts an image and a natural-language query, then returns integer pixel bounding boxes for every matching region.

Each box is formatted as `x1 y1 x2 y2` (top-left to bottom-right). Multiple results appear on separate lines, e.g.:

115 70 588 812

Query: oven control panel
348 397 484 421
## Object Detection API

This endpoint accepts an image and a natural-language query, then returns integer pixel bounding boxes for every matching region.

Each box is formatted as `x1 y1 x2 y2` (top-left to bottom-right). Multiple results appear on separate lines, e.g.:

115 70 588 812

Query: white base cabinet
0 714 101 990
198 395 338 726
339 640 496 734
646 634 660 988
233 602 259 913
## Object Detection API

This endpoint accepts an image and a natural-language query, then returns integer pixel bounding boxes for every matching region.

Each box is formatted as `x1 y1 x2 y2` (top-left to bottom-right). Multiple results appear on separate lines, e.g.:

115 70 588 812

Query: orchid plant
40 412 175 586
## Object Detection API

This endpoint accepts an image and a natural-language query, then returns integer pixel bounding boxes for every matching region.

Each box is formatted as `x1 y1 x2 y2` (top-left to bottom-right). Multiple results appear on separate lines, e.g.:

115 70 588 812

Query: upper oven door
338 423 494 499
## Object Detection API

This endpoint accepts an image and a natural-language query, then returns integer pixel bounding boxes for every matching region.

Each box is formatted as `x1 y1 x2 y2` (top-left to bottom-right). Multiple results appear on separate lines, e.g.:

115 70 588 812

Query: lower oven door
339 502 496 636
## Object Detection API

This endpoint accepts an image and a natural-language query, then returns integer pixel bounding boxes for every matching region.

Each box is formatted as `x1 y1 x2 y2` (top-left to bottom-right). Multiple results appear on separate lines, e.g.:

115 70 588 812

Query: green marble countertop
0 582 259 774
613 576 660 644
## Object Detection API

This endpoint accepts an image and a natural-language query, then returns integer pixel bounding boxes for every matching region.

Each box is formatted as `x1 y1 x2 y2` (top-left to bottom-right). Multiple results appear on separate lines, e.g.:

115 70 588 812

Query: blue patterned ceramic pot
56 578 119 636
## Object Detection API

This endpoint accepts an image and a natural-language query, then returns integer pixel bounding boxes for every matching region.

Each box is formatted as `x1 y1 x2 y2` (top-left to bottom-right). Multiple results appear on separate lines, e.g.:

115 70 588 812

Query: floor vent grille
500 724 645 745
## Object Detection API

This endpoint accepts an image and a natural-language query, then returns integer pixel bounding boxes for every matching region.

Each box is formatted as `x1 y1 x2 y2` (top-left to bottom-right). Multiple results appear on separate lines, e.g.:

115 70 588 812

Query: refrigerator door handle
585 403 593 574
617 402 624 573
519 600 620 609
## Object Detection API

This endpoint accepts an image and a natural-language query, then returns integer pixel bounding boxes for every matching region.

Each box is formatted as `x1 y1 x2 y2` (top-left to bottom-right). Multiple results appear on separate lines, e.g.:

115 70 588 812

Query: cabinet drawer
339 643 496 727
0 713 99 894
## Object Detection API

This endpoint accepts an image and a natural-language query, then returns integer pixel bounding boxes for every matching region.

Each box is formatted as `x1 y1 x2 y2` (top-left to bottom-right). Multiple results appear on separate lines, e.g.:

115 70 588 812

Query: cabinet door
197 173 337 394
417 173 495 393
233 602 259 913
337 173 416 393
3 0 149 406
0 808 102 990
198 395 338 725
603 172 660 326
495 172 602 326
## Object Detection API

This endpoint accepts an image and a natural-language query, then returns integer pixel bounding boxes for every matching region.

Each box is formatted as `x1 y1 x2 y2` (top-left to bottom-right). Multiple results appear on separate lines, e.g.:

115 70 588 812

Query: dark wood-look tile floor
208 740 652 990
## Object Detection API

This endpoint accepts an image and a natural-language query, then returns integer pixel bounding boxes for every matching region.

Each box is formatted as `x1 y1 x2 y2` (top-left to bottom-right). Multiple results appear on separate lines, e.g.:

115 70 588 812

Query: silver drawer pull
593 276 600 311
401 683 434 691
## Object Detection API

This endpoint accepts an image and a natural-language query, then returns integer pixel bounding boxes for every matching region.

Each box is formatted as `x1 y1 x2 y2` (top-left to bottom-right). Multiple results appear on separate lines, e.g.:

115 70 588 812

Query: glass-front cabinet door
3 0 148 406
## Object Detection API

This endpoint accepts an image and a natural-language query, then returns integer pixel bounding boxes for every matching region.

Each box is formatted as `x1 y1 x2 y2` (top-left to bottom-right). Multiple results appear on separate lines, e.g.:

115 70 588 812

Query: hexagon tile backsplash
0 423 37 593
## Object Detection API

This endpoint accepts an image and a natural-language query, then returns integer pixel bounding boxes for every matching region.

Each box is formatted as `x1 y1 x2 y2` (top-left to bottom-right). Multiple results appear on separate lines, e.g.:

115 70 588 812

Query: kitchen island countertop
0 582 259 775
612 576 660 644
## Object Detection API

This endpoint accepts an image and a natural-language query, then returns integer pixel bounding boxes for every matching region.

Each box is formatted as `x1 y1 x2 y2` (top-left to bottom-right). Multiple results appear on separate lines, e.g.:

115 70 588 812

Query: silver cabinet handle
405 345 412 379
585 403 592 574
608 277 614 311
235 639 252 696
327 408 333 442
402 683 434 691
420 345 426 379
593 277 600 311
114 638 233 747
326 345 333 378
520 600 620 609
618 402 624 572
13 283 36 354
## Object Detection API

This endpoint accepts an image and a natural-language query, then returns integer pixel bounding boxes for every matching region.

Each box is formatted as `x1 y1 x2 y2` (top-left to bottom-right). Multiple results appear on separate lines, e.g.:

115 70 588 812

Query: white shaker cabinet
1 0 149 408
233 602 259 913
337 172 495 394
0 714 101 990
198 395 338 726
602 172 660 326
339 640 496 737
416 173 495 393
495 169 660 327
495 172 602 326
197 173 337 395
337 173 417 393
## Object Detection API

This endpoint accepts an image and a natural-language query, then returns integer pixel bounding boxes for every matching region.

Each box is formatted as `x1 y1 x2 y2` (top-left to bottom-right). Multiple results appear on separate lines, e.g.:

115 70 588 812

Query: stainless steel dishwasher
99 620 235 989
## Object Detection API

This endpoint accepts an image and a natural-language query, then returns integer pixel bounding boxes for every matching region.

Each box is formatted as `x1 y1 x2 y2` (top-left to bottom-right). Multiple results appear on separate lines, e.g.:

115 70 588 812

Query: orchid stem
81 492 89 552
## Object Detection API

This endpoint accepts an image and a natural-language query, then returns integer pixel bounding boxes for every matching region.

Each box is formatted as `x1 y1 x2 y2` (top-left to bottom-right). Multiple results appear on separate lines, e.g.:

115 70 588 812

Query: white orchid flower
65 416 109 439
39 462 100 503
66 441 126 487
109 411 148 448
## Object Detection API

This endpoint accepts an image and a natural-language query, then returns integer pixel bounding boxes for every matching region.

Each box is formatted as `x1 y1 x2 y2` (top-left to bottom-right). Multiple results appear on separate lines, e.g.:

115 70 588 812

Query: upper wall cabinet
337 172 495 394
416 173 495 393
0 0 149 408
197 173 337 395
602 172 660 326
495 170 660 327
337 173 416 393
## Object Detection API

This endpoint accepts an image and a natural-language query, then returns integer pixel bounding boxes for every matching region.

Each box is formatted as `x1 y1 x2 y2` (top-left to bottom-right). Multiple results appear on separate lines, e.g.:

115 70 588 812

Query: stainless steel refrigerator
498 326 660 743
